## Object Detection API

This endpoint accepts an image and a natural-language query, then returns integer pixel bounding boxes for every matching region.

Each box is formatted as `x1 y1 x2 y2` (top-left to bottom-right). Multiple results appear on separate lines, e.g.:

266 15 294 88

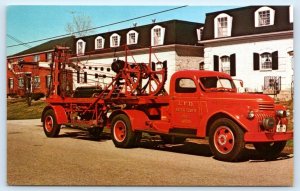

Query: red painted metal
113 120 127 142
42 45 293 160
244 131 293 142
44 115 54 133
214 126 234 154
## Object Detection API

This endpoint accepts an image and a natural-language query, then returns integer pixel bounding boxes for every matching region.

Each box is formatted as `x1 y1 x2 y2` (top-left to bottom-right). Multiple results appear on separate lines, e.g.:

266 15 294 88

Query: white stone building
69 20 204 92
200 6 293 100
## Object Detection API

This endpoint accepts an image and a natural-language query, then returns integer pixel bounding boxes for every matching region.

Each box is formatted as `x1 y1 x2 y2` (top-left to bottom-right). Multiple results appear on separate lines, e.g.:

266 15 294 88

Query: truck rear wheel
111 114 141 148
209 118 245 162
43 109 61 137
253 141 286 160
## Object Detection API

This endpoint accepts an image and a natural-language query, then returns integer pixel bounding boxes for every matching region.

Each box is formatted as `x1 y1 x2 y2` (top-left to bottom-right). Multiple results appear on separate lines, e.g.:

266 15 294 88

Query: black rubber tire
43 109 61 137
209 118 245 162
160 135 186 144
253 141 287 161
111 114 141 148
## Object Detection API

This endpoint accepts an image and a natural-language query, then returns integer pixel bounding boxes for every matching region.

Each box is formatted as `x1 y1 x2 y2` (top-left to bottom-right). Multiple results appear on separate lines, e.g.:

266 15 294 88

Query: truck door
170 77 201 129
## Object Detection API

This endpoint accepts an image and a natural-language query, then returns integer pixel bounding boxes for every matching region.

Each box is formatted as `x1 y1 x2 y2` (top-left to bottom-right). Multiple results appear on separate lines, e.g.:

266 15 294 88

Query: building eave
199 30 293 45
69 44 203 62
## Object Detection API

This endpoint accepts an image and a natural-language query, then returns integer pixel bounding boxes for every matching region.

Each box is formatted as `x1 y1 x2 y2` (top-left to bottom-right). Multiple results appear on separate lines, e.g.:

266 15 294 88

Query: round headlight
276 110 287 118
248 110 255 119
262 117 275 130
286 110 290 117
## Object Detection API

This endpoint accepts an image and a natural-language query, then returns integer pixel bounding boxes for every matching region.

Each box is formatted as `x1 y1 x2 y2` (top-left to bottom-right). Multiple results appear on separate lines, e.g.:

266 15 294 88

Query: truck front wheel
43 109 61 137
111 114 141 148
209 118 245 162
253 141 286 161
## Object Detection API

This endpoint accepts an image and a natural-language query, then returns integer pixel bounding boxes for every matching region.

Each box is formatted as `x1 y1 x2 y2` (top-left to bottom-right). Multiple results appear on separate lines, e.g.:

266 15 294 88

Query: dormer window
214 13 233 38
95 36 105 49
196 27 204 41
110 33 121 48
127 30 138 45
255 7 275 27
151 25 165 46
76 39 86 55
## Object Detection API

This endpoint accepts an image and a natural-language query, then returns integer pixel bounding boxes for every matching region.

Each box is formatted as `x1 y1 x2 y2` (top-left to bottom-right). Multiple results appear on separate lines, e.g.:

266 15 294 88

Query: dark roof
10 36 76 57
202 6 293 41
76 20 203 55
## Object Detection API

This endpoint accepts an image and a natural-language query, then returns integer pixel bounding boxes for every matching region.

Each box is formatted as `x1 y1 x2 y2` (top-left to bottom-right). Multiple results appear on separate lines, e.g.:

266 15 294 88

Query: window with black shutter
230 54 236 76
272 51 278 70
214 55 219 71
253 53 260 70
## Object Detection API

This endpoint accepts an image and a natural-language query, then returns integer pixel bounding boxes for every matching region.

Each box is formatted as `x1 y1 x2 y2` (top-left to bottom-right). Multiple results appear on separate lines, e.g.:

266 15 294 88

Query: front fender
199 110 252 137
108 109 149 131
41 105 68 125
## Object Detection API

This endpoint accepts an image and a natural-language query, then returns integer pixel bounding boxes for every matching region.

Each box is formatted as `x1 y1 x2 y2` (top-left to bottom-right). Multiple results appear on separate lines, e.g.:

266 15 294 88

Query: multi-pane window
97 38 103 49
127 30 138 45
95 36 105 49
153 28 161 46
217 17 228 38
110 34 120 47
47 53 52 62
77 39 86 55
9 78 14 89
258 10 270 26
128 33 136 44
255 7 275 27
18 77 24 88
33 76 40 88
220 56 230 75
78 41 83 54
261 53 272 70
33 55 40 62
112 36 118 47
151 26 165 46
46 75 52 88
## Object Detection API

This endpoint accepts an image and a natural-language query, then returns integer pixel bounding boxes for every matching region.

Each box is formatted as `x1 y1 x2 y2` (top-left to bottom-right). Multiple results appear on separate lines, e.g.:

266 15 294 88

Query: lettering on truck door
171 77 201 129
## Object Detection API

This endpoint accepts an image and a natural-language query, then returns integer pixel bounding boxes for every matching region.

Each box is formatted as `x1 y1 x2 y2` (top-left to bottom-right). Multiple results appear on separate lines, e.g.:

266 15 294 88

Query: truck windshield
199 77 236 92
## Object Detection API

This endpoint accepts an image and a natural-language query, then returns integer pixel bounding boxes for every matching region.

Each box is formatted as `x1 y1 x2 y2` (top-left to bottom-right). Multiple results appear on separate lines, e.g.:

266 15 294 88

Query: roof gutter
199 30 293 45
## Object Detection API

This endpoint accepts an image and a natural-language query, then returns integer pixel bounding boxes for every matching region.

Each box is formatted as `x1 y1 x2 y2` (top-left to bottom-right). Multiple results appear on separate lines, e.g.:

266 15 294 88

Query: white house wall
204 38 293 94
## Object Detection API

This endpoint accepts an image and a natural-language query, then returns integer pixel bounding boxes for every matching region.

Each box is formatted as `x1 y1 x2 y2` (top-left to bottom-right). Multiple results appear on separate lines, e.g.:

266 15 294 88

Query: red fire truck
41 46 293 161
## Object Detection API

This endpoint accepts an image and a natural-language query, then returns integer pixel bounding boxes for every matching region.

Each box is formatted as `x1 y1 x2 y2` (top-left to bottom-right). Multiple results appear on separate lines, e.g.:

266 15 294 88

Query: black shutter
77 71 80 83
272 51 278 70
230 54 236 76
253 53 260 70
214 55 219 71
84 72 87 83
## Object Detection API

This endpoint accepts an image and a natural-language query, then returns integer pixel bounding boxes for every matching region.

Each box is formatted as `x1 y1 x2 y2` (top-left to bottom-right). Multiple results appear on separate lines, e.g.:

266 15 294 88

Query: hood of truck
206 92 274 103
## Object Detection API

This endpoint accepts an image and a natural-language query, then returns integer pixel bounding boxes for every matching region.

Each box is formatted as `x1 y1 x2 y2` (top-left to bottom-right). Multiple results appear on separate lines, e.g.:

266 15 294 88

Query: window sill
259 69 272 72
255 24 273 28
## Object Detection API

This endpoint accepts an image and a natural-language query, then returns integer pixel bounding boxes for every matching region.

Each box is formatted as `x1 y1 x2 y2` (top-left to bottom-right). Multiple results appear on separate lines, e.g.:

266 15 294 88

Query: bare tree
66 13 94 37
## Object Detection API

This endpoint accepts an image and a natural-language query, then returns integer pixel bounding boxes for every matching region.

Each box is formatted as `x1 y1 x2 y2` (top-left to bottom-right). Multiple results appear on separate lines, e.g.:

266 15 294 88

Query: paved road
7 119 293 186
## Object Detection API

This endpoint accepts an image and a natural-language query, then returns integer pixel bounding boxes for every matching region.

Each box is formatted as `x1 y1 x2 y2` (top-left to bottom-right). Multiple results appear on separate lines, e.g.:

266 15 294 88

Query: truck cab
109 70 292 161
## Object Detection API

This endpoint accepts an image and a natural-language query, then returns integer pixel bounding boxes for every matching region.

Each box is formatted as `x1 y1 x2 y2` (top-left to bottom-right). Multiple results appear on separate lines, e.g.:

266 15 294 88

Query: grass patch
7 99 47 120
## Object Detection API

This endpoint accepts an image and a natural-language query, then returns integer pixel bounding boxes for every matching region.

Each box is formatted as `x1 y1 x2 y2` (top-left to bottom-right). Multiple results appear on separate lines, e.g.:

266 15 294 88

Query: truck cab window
200 77 235 90
175 78 196 93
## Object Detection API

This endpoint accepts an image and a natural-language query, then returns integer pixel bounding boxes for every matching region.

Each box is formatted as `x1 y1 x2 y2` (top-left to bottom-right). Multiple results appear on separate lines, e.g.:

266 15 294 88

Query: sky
6 5 238 56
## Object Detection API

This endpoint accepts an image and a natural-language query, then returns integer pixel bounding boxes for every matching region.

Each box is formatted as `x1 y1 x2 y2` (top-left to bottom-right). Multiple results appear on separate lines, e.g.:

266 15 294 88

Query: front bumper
244 131 293 142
